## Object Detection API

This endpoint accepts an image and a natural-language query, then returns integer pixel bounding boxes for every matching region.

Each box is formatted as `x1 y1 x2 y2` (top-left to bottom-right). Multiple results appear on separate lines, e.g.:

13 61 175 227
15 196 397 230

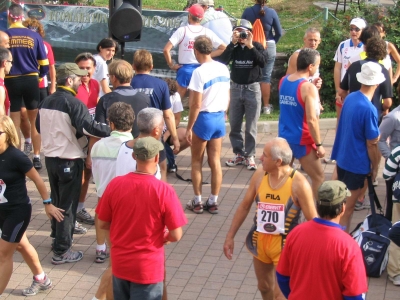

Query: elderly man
97 137 187 300
37 63 110 264
163 3 226 99
185 35 230 214
276 181 367 299
223 137 317 300
278 48 326 200
331 62 383 231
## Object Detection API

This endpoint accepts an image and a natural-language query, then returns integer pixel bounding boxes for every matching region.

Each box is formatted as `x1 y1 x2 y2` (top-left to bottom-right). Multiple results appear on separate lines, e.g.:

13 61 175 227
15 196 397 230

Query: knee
258 280 273 295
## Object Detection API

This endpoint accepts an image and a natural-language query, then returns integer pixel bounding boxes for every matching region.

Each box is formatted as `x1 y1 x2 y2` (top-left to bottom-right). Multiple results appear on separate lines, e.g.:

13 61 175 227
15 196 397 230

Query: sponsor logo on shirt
279 95 297 107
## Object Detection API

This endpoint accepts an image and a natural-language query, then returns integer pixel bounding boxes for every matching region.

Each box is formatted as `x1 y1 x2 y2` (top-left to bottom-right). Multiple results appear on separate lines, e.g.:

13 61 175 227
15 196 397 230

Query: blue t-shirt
331 91 379 174
241 4 282 43
130 74 171 110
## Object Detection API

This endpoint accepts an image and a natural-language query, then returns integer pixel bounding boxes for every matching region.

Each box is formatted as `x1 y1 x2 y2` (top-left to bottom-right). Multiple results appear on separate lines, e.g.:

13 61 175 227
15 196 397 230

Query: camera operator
217 19 268 170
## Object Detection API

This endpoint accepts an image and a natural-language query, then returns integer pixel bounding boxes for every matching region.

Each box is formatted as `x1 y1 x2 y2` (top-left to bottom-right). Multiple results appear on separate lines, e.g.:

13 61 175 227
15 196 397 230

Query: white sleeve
171 93 183 113
333 42 343 63
187 68 203 93
169 27 185 47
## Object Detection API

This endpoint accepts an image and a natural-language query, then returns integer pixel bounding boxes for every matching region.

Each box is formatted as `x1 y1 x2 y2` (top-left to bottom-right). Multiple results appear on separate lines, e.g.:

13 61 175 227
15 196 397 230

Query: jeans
45 157 83 255
229 82 261 157
261 41 276 83
113 275 163 300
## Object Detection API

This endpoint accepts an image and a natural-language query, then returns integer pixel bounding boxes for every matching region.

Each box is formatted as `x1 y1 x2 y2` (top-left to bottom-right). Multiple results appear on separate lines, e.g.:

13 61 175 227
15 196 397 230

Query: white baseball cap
350 18 367 30
356 62 385 86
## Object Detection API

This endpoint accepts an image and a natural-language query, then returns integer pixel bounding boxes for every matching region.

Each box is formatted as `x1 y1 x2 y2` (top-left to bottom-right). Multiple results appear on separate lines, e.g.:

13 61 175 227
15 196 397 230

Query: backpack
252 19 266 49
351 177 392 277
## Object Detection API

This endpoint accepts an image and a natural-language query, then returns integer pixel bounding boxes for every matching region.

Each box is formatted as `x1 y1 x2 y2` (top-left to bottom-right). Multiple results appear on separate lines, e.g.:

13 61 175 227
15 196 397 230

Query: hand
223 237 234 260
185 129 192 146
171 135 180 154
170 64 182 71
335 94 343 106
85 154 92 169
232 30 240 44
393 75 399 84
243 31 253 49
45 204 65 222
313 77 323 90
316 145 325 158
163 228 171 245
49 85 56 95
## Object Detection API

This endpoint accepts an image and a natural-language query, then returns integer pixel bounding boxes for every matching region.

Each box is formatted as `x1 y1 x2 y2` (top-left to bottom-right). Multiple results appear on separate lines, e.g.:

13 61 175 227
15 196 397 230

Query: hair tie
8 12 24 20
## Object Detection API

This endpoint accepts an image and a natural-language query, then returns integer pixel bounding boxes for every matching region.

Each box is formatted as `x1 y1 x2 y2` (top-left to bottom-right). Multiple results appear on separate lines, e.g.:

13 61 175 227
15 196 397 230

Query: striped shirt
383 145 400 180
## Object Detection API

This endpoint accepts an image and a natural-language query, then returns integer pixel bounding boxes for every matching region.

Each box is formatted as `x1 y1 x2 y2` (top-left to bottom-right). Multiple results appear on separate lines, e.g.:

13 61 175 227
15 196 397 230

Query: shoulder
252 41 265 50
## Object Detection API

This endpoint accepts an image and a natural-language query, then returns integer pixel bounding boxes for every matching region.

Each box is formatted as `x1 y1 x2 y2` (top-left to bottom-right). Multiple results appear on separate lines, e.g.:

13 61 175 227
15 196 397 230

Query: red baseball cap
188 4 204 18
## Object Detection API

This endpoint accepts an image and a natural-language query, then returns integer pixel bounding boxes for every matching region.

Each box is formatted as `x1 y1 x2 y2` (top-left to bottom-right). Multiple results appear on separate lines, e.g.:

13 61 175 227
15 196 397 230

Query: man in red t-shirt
97 136 187 299
276 181 368 300
73 52 100 229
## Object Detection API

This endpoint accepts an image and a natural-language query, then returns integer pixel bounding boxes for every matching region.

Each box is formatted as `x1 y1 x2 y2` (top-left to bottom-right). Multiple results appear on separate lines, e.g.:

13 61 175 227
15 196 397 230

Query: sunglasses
350 27 361 32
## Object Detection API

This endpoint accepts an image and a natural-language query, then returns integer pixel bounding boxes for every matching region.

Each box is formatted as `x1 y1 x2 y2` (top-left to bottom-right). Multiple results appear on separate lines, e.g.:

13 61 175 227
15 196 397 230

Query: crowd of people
1 0 400 299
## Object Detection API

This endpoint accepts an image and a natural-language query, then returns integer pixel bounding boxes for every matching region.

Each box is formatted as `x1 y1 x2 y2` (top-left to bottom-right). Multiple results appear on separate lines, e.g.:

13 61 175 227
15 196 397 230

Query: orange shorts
246 227 283 266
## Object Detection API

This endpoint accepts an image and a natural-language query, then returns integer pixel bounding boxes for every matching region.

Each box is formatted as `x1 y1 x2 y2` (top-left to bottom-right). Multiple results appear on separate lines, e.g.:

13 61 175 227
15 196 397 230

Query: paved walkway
2 128 398 299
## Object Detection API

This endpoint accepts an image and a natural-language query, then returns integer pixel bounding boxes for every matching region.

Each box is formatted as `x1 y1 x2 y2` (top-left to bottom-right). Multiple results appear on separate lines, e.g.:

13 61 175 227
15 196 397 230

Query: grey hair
270 137 292 166
297 48 320 71
137 107 163 134
304 27 320 38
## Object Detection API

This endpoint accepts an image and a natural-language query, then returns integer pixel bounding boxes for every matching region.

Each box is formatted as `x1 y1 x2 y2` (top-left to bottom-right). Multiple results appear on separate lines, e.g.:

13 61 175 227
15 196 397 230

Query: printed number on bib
257 203 284 234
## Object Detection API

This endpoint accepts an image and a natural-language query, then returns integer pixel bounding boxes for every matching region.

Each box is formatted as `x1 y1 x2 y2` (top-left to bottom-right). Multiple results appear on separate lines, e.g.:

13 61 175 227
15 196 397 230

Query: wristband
43 198 52 205
316 143 322 147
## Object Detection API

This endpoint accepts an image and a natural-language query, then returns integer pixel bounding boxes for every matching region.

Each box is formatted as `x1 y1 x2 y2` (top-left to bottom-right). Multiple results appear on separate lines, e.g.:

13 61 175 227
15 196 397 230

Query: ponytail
258 0 266 16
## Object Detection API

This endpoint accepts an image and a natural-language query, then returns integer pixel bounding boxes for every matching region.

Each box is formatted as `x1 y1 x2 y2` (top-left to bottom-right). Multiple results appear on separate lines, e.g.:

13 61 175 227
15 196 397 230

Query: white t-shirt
170 92 183 114
201 8 232 45
188 60 230 112
92 54 109 97
115 142 162 180
169 25 223 64
333 39 364 81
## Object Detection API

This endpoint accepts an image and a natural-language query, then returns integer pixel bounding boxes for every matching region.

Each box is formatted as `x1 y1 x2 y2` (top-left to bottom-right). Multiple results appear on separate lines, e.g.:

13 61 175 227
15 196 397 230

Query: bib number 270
256 203 285 234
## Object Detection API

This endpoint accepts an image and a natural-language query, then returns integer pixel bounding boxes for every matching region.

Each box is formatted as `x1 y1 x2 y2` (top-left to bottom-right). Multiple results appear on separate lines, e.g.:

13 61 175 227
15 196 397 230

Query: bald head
266 138 292 166
0 31 10 49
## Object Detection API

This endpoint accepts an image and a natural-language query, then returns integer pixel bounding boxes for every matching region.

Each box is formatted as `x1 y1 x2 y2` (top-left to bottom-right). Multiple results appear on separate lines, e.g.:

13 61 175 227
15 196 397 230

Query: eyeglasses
350 27 361 32
0 131 5 135
6 60 12 63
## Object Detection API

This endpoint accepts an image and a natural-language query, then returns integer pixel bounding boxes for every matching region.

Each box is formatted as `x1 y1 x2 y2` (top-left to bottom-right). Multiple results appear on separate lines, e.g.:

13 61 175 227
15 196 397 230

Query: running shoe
246 156 257 170
74 221 88 234
23 142 32 156
262 104 273 115
204 199 218 214
76 208 95 225
51 248 83 265
95 249 110 264
389 275 400 286
168 164 177 173
323 157 336 164
354 200 371 211
186 198 203 214
225 153 245 167
33 157 42 170
22 274 52 296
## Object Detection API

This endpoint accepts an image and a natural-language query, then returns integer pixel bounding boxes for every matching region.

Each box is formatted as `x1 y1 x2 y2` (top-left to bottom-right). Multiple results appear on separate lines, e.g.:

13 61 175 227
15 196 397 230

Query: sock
208 195 218 205
77 202 85 212
92 297 99 300
33 154 40 159
193 195 202 204
96 243 106 252
34 272 45 281
25 138 32 143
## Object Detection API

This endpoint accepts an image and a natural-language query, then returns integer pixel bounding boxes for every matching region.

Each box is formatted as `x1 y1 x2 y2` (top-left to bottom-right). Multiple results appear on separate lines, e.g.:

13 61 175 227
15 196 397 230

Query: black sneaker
52 248 83 265
33 157 42 170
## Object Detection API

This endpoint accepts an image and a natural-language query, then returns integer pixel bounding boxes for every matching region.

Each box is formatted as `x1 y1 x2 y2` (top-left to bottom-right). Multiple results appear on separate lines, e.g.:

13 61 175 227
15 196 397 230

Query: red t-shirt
39 41 55 89
276 218 368 299
76 79 100 118
96 173 187 284
0 78 10 115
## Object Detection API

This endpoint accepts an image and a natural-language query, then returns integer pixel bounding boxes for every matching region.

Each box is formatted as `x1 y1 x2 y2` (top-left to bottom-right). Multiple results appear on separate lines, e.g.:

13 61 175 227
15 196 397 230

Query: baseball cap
350 18 367 30
199 0 214 5
56 63 88 78
188 4 204 18
356 62 385 86
233 19 253 32
318 181 351 206
133 137 164 161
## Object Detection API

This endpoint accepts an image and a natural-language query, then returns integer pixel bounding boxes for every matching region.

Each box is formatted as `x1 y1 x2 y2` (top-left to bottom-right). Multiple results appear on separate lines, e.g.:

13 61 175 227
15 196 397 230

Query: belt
231 82 259 89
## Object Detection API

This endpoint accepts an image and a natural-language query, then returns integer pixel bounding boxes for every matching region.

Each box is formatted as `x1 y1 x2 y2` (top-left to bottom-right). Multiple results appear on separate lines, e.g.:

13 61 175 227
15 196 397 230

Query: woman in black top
0 115 64 297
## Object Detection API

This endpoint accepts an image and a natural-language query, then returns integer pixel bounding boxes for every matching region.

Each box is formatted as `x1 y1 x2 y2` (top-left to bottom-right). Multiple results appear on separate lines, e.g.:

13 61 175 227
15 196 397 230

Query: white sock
34 272 45 281
208 195 218 205
194 195 202 204
33 155 40 159
77 203 85 212
92 297 99 300
25 138 32 143
96 243 106 252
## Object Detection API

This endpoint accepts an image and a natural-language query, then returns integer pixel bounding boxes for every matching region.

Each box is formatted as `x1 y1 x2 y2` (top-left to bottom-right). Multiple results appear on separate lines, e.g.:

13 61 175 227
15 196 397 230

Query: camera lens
239 32 247 39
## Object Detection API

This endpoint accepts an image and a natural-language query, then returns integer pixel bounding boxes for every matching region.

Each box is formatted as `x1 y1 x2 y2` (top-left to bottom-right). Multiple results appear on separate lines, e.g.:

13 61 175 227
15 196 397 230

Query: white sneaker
389 275 400 286
262 104 273 115
373 179 378 186
323 157 336 164
246 156 257 170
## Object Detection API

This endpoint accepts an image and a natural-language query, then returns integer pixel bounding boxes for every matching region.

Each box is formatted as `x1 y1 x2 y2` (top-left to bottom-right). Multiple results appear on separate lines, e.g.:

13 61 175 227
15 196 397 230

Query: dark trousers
385 177 395 221
45 157 83 255
113 275 163 300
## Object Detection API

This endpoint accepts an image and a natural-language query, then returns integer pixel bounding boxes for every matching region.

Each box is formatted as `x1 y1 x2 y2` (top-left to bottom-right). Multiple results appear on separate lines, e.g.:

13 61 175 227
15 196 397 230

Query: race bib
256 203 285 234
89 107 96 120
0 179 8 204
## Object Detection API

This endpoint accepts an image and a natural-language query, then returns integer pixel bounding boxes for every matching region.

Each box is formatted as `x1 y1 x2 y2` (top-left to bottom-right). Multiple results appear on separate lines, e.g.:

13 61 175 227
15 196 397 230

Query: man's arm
163 108 180 153
367 136 381 181
334 61 343 104
0 86 5 115
378 115 395 159
302 83 325 158
48 64 56 94
388 42 400 83
223 169 263 260
210 43 227 58
99 79 111 95
98 219 111 230
382 98 392 116
163 41 181 71
286 52 298 75
291 171 318 219
243 32 266 68
185 90 202 146
164 227 183 243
